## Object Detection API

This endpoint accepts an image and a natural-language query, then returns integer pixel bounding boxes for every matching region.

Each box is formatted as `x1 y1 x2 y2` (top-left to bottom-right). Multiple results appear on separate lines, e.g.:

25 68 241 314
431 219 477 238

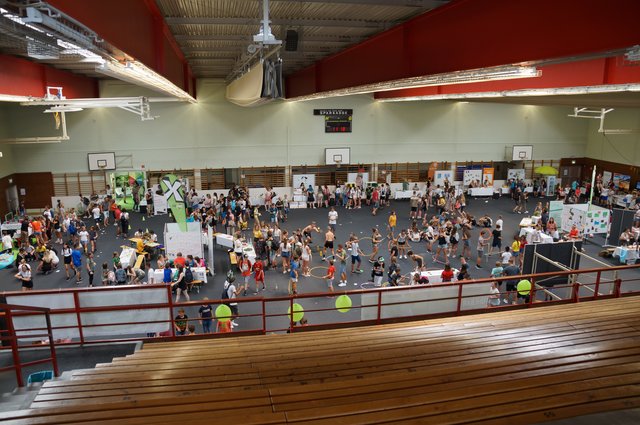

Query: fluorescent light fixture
43 106 84 113
57 40 105 64
288 65 540 102
96 60 196 103
0 94 32 102
377 83 640 102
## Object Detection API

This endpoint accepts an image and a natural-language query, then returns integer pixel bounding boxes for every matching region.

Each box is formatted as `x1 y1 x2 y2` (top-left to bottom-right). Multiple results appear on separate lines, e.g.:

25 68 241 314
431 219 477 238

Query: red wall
0 54 98 98
287 0 640 97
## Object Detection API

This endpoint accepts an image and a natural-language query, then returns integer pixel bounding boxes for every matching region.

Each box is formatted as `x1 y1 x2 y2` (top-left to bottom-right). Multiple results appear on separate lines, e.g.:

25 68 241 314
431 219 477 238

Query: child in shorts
324 260 335 293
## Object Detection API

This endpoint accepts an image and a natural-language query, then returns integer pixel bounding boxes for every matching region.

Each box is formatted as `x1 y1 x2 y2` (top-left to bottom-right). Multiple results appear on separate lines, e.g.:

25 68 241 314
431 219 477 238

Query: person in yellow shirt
511 237 521 267
388 210 397 237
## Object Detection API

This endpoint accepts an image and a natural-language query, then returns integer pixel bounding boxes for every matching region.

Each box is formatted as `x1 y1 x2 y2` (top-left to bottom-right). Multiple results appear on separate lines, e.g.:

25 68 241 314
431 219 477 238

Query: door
5 185 18 216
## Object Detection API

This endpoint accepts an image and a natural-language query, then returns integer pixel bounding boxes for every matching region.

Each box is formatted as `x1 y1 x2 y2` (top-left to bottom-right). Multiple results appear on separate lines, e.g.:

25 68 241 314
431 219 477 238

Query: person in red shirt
253 260 265 293
566 224 581 241
371 188 380 216
173 252 186 268
238 254 252 296
441 264 454 283
323 260 336 293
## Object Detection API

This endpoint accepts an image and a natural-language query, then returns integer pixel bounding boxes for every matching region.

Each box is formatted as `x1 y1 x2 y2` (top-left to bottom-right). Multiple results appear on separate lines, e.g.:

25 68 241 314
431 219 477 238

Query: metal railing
0 303 59 387
0 264 638 388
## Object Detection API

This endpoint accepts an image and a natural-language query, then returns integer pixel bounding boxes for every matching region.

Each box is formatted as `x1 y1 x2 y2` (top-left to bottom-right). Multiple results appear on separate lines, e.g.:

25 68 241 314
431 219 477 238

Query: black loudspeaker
285 30 298 52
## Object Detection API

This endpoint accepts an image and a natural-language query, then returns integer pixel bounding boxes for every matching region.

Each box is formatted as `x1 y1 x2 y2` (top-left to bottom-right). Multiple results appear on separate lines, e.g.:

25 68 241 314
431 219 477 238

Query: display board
561 203 610 234
463 169 483 186
602 171 613 186
507 169 526 180
293 174 316 190
164 222 203 260
109 171 146 211
613 173 631 190
549 200 564 228
314 109 352 133
347 172 369 187
546 176 557 197
522 241 582 287
434 170 454 187
607 209 637 247
482 168 495 185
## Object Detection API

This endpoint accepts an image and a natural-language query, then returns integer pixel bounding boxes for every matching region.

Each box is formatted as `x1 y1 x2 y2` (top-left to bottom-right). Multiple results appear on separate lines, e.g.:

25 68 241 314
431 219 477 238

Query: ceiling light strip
376 83 640 102
287 65 540 102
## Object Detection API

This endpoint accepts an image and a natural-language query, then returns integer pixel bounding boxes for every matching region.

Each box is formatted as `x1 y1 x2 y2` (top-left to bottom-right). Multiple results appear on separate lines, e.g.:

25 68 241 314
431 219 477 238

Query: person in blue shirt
289 258 299 295
71 244 83 285
163 262 173 283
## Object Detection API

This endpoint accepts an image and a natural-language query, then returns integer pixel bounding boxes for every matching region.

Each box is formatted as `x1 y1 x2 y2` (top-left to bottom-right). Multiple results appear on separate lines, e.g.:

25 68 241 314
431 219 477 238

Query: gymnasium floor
1 195 638 334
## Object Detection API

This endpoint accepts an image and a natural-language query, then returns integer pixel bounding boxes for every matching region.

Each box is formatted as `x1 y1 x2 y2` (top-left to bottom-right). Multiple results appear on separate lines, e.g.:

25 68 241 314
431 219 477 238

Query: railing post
613 278 622 298
456 282 464 315
261 298 266 335
528 277 535 307
289 295 294 333
594 271 601 299
376 290 382 324
571 275 580 303
167 284 175 337
5 309 24 387
44 312 59 378
72 291 85 345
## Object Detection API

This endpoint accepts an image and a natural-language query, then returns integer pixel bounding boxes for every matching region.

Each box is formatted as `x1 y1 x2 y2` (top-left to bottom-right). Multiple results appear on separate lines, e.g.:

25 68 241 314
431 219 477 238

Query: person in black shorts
502 258 521 305
488 224 502 256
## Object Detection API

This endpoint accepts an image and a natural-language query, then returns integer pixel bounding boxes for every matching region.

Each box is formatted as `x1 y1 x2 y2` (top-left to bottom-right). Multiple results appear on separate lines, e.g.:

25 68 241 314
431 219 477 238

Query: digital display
325 115 352 133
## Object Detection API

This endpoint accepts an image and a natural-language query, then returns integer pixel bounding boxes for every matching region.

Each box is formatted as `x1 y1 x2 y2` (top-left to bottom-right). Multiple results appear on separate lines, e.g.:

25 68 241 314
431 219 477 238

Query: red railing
0 303 59 387
0 265 638 375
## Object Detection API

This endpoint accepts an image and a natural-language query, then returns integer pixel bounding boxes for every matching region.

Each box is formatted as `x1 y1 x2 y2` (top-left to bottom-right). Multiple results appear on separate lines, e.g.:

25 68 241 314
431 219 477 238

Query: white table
240 242 256 262
613 246 639 264
524 187 533 193
519 217 534 228
411 269 459 284
613 195 636 208
394 190 414 200
214 233 234 249
153 266 208 283
1 223 22 232
519 227 554 244
120 246 137 268
501 187 510 194
469 188 494 197
531 215 541 225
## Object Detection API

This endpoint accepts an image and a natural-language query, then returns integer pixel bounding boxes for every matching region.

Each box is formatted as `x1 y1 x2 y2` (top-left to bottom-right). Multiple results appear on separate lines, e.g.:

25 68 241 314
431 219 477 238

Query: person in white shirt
328 207 338 232
2 232 13 253
78 226 90 253
495 215 504 231
500 247 512 266
92 205 102 230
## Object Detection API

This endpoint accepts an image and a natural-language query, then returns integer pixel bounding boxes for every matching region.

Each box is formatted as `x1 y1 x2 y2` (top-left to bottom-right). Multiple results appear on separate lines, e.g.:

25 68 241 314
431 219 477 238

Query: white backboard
88 152 116 171
512 145 533 161
325 147 350 165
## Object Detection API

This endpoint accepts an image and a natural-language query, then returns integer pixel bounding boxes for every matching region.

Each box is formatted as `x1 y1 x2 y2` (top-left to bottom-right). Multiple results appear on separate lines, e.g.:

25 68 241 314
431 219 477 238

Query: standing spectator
15 263 33 291
223 275 242 328
71 244 83 285
335 244 348 287
323 260 336 293
253 259 265 292
503 258 521 305
172 265 190 303
174 308 188 336
238 254 252 296
199 298 213 334
488 225 502 256
328 207 338 232
86 252 96 287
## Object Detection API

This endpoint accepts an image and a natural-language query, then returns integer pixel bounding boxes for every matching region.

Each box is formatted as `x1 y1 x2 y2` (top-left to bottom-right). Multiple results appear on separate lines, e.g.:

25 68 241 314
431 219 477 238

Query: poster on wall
293 174 316 190
347 172 369 187
434 170 453 187
546 176 557 197
109 171 146 211
561 205 586 233
585 208 610 234
482 168 494 186
613 173 631 190
507 169 526 181
602 171 613 186
463 169 483 186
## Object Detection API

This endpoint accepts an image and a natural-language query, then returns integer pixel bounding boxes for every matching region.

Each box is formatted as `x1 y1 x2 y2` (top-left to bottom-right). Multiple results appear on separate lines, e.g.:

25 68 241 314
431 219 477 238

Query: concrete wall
0 104 14 178
585 108 640 166
4 79 590 173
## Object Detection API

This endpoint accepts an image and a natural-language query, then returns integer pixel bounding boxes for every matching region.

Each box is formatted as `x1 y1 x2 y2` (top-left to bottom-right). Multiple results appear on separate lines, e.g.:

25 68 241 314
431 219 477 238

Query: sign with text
314 109 352 133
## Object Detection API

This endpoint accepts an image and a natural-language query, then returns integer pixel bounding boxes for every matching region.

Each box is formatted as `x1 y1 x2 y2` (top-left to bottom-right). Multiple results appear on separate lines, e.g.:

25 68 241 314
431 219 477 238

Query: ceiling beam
174 34 366 43
275 0 448 6
165 17 392 28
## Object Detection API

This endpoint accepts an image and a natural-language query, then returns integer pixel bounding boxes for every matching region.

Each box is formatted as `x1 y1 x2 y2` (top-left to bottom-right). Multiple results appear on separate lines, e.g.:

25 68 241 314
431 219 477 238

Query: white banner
434 170 454 187
292 174 316 190
507 169 526 180
463 169 483 186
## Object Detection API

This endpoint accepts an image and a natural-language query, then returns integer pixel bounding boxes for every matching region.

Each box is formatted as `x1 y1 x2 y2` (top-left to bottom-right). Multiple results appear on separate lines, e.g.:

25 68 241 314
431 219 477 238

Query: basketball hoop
335 159 342 169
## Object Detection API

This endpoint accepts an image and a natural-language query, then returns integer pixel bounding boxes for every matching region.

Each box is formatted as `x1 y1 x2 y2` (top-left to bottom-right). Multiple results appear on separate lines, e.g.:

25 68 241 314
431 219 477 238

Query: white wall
585 108 640 166
0 104 15 178
4 79 590 173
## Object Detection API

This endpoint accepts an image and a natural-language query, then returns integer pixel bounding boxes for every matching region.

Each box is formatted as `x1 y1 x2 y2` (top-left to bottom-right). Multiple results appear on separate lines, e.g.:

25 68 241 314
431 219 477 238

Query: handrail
0 303 58 388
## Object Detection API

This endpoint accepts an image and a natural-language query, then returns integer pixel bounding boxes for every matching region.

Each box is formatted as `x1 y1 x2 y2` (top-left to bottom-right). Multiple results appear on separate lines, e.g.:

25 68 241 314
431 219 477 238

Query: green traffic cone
128 225 132 230
142 216 145 221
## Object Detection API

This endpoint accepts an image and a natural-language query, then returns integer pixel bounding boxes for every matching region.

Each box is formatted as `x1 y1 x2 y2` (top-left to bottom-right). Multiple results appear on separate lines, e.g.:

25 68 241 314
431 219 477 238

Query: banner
463 169 483 186
160 174 187 231
602 171 612 186
507 169 525 181
613 173 631 191
434 170 453 187
546 176 557 197
109 171 146 211
482 168 494 186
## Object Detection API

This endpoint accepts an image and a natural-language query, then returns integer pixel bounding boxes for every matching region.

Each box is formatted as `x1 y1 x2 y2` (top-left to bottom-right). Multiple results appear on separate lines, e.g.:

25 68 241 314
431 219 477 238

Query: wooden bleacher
2 297 640 424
